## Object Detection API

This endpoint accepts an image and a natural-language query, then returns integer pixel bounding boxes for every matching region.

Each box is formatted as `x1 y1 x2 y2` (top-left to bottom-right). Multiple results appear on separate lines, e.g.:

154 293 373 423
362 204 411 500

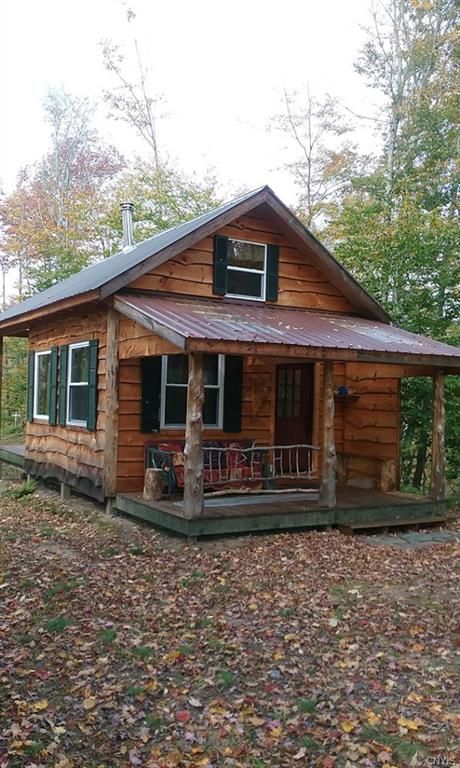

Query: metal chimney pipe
120 202 134 248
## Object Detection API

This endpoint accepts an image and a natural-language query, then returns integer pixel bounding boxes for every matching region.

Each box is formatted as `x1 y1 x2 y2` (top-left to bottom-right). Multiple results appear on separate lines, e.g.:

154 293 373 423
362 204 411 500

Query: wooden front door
275 364 314 448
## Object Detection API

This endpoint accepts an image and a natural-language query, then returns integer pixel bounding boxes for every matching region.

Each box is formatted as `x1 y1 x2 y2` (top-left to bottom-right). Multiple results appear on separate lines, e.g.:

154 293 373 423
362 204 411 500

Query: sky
0 0 382 203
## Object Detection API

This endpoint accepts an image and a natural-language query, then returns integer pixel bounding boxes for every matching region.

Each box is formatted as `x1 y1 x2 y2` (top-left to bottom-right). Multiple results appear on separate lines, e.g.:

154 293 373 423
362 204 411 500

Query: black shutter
266 244 279 301
58 345 68 426
141 356 162 432
27 351 35 421
87 340 99 430
48 346 58 425
223 355 243 432
213 235 228 295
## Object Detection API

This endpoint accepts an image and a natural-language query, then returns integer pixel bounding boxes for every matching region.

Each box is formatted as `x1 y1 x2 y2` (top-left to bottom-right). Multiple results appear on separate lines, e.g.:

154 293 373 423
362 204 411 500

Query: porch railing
147 443 319 495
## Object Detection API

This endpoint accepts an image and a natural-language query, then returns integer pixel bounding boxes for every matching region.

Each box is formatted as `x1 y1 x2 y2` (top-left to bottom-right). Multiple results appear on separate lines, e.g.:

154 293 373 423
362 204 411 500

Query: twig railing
147 443 319 496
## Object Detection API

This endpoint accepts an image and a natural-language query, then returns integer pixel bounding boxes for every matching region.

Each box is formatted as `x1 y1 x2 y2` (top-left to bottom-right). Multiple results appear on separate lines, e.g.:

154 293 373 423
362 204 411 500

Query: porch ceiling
114 293 460 369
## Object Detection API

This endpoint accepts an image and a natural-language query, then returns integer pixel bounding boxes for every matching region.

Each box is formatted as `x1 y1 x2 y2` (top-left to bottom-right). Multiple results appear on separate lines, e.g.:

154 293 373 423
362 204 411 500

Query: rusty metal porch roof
114 294 460 367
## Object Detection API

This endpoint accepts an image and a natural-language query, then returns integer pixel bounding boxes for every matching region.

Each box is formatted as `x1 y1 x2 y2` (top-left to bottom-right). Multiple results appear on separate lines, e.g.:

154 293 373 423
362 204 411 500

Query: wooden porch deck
0 444 25 469
115 486 452 537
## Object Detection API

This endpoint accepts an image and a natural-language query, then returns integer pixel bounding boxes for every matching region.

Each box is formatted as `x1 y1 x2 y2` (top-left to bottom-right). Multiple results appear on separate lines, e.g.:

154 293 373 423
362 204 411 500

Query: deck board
115 486 453 537
0 444 25 468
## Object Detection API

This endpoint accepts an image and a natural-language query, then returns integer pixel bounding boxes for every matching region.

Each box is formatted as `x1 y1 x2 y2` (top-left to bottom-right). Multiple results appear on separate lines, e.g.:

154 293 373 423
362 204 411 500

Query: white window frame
33 350 51 420
226 238 267 301
160 354 225 429
67 341 90 427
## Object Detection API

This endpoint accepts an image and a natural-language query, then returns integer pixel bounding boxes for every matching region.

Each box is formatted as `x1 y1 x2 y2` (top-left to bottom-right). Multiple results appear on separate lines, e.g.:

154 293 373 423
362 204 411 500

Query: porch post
104 308 119 513
319 360 336 508
429 370 445 501
183 352 204 519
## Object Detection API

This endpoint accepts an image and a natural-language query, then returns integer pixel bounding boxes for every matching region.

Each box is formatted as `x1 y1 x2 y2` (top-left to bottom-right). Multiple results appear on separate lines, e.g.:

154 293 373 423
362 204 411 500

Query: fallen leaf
83 697 97 711
341 720 357 733
33 698 48 711
176 710 191 723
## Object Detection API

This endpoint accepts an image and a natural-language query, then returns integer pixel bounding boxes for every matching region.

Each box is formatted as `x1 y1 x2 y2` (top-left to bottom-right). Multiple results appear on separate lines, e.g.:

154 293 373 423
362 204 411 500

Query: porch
114 485 451 537
109 293 460 533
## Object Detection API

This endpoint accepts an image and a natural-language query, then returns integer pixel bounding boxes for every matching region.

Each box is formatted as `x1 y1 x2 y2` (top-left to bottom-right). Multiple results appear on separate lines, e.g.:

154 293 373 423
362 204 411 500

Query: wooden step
337 514 452 536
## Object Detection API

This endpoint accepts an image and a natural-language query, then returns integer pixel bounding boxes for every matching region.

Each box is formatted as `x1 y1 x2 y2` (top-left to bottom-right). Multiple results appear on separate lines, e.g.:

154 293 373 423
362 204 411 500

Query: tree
102 161 222 246
327 0 459 490
0 88 124 295
271 89 363 230
101 8 164 168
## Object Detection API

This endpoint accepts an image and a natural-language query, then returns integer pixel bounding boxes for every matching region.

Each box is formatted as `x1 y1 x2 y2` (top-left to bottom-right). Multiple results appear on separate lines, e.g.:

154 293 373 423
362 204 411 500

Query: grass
145 712 163 731
297 698 317 714
100 628 117 644
45 580 78 600
3 479 38 499
44 616 72 633
131 645 155 658
218 669 236 688
129 545 146 556
361 725 421 761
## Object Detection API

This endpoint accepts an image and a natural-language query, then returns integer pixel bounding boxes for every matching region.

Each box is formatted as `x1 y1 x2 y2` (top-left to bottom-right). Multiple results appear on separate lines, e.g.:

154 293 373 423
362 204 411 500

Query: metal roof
0 187 266 324
0 185 389 329
116 293 460 364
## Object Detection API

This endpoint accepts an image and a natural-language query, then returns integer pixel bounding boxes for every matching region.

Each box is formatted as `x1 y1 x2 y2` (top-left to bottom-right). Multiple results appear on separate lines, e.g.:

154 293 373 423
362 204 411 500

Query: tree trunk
319 360 336 508
183 352 204 519
412 433 428 490
429 371 445 501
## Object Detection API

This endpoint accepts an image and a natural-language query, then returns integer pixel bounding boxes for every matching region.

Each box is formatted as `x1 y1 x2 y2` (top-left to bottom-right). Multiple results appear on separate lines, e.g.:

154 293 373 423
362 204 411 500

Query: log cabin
0 187 458 536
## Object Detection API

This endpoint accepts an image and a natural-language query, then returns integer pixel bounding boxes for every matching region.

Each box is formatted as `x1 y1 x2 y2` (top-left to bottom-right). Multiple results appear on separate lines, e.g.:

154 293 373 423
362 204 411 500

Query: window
67 342 90 426
213 235 279 301
226 239 266 300
160 354 224 428
33 351 51 419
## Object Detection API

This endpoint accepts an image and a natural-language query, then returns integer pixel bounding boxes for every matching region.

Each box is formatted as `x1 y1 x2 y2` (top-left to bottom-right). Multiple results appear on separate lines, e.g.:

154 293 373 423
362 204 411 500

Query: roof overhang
114 294 460 371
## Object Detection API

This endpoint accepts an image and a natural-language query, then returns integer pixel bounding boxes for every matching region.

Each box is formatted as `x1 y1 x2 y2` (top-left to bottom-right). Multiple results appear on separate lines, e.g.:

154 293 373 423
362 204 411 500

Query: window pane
37 355 50 415
165 386 187 424
203 388 219 425
227 269 263 298
203 355 218 385
71 347 89 383
69 384 89 422
167 356 188 384
228 240 265 270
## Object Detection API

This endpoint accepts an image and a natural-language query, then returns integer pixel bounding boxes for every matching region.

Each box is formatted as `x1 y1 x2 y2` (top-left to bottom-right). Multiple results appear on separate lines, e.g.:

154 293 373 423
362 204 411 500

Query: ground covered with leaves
1 489 459 768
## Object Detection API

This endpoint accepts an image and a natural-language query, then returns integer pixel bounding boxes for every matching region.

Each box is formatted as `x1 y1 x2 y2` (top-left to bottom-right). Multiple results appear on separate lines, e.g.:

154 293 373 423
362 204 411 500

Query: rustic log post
104 308 119 513
429 370 445 501
143 468 164 501
183 352 204 519
319 360 337 508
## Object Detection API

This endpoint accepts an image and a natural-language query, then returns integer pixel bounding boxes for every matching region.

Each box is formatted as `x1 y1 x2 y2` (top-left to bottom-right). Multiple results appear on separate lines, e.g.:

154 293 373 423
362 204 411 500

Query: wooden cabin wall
128 211 355 314
116 346 347 494
26 309 107 500
342 362 400 490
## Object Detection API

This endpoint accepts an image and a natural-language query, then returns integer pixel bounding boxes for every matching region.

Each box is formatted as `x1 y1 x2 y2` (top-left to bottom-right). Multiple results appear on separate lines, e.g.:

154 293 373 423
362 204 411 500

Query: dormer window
226 239 266 300
213 235 279 302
